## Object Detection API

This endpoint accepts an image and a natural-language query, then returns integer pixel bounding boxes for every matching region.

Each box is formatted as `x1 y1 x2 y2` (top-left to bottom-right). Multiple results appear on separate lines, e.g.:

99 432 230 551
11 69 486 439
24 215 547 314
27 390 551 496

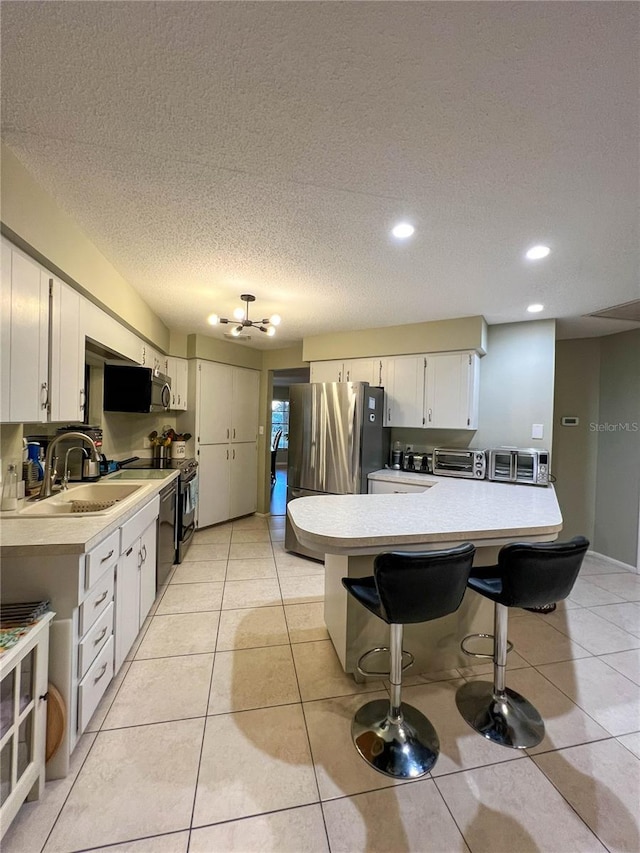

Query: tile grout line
431 774 473 852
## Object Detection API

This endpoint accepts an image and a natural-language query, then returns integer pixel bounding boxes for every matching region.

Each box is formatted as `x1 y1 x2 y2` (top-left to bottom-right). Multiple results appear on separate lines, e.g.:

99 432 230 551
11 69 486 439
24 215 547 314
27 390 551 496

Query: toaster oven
487 448 550 486
432 448 486 479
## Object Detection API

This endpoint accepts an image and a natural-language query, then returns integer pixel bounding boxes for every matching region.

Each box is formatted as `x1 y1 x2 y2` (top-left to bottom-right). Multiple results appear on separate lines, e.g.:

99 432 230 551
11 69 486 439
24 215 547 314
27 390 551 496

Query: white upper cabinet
425 352 480 429
381 355 426 428
309 358 382 385
49 277 85 423
197 360 233 443
231 368 260 442
0 239 49 423
310 360 343 382
164 356 188 411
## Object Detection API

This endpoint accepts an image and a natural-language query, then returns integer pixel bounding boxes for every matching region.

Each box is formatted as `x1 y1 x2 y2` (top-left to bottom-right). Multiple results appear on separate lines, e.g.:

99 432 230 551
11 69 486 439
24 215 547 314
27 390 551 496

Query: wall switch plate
142 437 152 449
531 424 544 440
259 425 264 435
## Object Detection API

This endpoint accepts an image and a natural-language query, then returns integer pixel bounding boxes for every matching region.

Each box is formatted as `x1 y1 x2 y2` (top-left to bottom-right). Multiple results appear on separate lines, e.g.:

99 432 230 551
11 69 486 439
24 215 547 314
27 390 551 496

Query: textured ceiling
1 2 638 348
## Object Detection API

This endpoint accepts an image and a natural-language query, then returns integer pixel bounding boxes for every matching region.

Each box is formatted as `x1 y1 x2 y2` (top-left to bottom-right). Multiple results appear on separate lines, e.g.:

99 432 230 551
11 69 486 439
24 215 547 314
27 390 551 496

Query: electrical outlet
142 436 152 449
406 444 414 453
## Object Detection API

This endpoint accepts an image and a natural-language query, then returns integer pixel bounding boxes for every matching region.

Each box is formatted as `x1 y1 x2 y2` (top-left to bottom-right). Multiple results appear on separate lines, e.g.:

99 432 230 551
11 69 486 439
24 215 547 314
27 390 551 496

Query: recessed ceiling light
391 222 415 240
527 303 544 313
525 245 551 260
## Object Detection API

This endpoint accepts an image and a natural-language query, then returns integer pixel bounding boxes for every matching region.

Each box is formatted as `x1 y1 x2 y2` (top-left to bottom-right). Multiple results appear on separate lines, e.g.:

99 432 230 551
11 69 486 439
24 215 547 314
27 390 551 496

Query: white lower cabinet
229 442 258 518
0 494 160 780
115 499 159 672
197 441 257 527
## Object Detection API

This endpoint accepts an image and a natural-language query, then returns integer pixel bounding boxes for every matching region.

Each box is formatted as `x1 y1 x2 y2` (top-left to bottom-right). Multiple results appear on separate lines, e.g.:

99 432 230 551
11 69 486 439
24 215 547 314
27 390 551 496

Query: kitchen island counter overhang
286 476 563 556
287 475 564 675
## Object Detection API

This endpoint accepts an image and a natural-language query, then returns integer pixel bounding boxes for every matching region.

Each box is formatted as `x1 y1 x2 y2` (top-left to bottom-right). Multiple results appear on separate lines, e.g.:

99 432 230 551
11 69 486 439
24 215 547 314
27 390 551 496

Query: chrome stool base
455 680 544 749
352 698 439 779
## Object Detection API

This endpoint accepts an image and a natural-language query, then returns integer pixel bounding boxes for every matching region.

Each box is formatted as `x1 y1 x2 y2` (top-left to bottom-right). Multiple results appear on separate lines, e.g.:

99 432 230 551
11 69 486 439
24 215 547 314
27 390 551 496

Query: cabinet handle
346 371 350 381
138 550 143 569
40 381 49 410
79 388 85 412
93 626 108 645
233 428 236 439
233 449 235 460
141 544 147 562
100 549 114 563
227 428 229 439
387 408 391 421
226 449 229 460
94 590 108 607
94 662 108 683
177 394 181 405
428 408 432 423
125 546 133 557
338 371 342 382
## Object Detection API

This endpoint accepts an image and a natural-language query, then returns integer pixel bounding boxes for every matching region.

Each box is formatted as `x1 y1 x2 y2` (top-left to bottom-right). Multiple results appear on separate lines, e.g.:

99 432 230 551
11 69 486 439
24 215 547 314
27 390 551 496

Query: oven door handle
182 521 196 545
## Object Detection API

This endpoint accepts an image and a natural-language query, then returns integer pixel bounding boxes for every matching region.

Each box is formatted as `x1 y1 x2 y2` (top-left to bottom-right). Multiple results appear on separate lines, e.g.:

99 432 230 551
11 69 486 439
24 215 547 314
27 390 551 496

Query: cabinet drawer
78 601 113 678
369 480 430 494
78 566 115 635
77 635 114 733
85 529 120 591
120 496 160 555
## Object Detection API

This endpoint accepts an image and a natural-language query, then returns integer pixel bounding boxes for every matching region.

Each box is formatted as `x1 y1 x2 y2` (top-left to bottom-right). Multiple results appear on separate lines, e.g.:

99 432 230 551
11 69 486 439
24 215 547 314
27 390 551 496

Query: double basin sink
18 483 144 517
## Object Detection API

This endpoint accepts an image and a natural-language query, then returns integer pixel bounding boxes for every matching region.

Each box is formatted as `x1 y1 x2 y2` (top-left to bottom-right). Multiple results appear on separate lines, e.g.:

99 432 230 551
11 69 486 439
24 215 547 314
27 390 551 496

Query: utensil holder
171 441 186 459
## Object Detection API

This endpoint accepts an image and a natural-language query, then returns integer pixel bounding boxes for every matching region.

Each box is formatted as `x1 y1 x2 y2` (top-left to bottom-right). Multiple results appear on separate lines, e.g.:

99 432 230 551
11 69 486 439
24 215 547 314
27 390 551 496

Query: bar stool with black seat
456 535 589 750
342 542 476 779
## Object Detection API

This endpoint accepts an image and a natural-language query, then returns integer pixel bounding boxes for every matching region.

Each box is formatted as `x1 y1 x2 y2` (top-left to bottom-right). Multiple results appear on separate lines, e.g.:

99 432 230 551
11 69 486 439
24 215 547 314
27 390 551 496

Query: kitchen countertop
287 470 562 555
0 470 179 557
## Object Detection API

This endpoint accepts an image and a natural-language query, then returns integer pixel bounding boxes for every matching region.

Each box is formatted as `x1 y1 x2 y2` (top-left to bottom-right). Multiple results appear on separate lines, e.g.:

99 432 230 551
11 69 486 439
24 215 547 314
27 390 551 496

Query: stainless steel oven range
120 457 198 563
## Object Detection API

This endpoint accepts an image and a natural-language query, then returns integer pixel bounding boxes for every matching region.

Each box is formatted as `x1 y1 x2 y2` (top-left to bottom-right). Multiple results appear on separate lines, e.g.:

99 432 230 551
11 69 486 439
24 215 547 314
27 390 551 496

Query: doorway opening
269 366 309 515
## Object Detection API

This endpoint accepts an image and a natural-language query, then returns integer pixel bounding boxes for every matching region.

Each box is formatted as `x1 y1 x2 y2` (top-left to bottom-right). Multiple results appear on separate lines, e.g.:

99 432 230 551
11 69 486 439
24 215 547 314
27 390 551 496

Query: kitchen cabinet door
0 240 49 423
49 278 85 423
343 359 383 386
383 356 425 428
114 548 139 673
197 443 231 527
229 442 258 518
198 361 233 444
425 352 479 429
310 360 343 382
139 520 158 624
231 368 259 442
165 357 188 410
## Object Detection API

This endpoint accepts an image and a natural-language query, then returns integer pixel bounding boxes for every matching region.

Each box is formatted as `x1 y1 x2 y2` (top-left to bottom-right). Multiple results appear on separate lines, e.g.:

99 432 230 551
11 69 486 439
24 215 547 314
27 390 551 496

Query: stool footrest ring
356 646 415 678
461 632 514 659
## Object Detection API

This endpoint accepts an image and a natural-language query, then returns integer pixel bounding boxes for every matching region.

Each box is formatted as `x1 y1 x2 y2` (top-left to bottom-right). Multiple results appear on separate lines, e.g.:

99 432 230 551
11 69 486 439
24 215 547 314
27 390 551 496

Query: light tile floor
5 528 640 853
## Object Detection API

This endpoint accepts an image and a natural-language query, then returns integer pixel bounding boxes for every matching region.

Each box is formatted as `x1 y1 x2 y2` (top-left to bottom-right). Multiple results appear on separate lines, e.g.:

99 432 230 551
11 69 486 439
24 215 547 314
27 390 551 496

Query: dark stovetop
121 457 196 470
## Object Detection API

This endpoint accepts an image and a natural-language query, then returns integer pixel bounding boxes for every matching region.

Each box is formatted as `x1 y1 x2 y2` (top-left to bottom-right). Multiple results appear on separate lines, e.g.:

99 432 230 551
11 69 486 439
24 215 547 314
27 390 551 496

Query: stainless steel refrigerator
285 382 389 558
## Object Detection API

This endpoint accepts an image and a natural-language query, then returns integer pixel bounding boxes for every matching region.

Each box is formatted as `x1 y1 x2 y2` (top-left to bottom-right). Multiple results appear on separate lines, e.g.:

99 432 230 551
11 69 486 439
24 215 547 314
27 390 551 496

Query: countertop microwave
103 363 171 413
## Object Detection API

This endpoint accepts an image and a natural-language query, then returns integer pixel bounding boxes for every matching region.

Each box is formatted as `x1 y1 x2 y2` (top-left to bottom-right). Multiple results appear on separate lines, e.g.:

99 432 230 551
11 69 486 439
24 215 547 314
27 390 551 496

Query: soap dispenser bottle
1 462 19 511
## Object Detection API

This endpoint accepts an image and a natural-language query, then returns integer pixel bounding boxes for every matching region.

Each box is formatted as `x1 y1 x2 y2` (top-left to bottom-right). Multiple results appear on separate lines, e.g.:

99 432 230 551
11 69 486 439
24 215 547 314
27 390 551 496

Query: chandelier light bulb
266 326 276 336
207 313 219 325
269 314 281 326
230 324 243 336
233 307 246 321
391 222 415 240
525 245 551 261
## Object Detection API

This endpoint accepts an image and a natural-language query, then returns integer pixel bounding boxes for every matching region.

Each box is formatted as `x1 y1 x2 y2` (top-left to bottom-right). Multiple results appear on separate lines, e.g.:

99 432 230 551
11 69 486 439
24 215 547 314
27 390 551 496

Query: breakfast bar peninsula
287 472 563 675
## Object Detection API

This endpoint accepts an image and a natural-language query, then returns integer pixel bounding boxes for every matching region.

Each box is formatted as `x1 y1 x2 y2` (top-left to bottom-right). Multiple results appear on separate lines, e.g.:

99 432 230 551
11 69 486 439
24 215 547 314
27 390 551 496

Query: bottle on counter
1 462 19 511
391 441 403 470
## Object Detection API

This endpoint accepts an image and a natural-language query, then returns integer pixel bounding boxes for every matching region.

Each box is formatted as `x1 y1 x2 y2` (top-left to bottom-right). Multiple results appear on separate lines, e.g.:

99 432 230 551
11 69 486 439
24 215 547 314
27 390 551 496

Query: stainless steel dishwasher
157 478 178 586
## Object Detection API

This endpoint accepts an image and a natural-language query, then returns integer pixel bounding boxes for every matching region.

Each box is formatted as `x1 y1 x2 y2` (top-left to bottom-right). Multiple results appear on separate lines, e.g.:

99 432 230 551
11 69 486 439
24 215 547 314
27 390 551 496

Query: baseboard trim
587 549 637 574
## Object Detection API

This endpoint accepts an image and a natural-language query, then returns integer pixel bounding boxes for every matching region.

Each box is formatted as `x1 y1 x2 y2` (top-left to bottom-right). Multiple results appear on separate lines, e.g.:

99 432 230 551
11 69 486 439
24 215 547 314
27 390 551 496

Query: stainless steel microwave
432 448 487 479
487 447 550 486
103 363 171 413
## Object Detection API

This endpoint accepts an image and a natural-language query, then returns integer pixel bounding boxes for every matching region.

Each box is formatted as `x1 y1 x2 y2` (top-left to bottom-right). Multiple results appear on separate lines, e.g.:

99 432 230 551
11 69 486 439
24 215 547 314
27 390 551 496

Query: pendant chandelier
207 294 281 337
